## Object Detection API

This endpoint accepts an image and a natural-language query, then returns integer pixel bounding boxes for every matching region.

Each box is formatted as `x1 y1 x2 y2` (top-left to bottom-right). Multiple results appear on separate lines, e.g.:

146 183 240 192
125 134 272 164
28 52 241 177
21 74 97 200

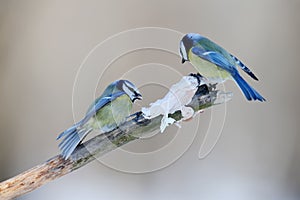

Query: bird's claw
208 83 218 91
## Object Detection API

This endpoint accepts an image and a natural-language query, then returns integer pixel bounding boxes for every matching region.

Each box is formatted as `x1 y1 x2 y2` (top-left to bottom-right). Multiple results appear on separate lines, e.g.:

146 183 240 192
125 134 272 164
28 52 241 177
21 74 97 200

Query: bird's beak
132 93 142 102
181 58 185 64
136 93 142 100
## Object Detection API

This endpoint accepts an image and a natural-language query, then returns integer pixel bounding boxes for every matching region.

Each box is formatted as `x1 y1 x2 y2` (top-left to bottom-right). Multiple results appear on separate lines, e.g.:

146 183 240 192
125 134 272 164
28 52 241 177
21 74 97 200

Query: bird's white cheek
122 85 133 99
180 42 188 60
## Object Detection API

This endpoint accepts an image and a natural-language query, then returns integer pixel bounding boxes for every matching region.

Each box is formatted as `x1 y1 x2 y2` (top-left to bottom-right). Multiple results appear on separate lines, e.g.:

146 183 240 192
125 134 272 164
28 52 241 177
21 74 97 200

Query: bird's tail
57 121 92 159
233 73 266 102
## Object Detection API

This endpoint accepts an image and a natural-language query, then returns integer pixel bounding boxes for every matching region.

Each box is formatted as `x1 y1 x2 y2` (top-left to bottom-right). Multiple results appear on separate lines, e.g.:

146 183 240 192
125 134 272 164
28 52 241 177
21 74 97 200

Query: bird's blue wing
191 47 265 101
56 92 125 140
230 54 259 81
191 47 237 74
56 91 125 141
57 90 127 159
82 91 126 125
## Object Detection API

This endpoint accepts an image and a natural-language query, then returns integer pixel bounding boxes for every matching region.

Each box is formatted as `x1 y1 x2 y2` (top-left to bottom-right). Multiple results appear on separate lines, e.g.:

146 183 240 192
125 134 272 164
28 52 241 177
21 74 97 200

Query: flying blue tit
179 33 265 101
57 80 142 159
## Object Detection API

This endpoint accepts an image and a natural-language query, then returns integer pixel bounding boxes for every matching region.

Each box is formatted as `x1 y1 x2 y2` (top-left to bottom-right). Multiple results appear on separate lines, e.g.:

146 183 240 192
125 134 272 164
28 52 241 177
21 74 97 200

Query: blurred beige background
1 0 300 199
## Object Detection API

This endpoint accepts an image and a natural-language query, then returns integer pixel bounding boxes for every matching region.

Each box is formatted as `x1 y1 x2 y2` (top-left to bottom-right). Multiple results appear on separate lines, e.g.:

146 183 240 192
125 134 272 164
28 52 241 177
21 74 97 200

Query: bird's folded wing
191 47 236 74
82 91 125 125
230 54 259 81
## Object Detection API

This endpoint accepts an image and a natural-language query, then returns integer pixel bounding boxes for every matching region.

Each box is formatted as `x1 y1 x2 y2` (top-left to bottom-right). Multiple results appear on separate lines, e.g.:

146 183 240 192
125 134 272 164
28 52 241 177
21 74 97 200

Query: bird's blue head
115 80 142 102
179 33 203 64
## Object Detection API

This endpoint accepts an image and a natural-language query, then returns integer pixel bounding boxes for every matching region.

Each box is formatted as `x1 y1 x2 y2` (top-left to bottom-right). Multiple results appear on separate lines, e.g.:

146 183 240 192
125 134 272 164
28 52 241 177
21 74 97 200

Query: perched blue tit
57 80 142 159
179 33 265 101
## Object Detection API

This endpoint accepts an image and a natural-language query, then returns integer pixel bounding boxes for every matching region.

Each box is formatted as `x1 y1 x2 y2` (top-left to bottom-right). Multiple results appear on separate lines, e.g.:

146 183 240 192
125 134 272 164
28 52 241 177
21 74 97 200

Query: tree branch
0 84 230 199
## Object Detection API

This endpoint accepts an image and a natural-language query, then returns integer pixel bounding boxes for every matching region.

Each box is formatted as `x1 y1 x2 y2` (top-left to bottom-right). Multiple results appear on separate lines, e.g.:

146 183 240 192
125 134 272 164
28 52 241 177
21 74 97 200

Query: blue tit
179 33 265 102
57 80 142 159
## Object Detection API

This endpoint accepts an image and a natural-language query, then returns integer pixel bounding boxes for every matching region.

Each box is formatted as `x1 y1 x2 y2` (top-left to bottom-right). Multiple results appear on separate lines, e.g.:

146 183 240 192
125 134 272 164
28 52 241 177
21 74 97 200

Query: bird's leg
127 111 151 125
188 73 219 90
126 112 139 120
189 73 203 86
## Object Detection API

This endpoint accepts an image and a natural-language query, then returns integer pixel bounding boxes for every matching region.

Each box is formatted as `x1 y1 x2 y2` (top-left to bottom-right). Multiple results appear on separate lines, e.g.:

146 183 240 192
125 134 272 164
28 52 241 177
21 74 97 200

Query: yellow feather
189 50 232 82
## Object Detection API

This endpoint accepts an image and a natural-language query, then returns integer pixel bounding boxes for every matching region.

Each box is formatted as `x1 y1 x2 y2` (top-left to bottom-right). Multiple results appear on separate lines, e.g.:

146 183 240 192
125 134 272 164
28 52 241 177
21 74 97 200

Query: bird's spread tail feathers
57 122 92 159
234 73 266 102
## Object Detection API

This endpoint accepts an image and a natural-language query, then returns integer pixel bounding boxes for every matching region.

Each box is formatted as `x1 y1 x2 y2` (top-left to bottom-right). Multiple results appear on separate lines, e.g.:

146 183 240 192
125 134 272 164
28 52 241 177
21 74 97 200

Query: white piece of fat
142 76 199 132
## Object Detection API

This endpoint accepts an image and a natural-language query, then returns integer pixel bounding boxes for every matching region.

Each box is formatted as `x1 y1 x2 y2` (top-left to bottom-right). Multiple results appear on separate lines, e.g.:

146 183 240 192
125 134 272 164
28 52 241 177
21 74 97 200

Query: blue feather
192 47 236 73
57 91 126 159
230 54 259 81
233 73 265 101
190 46 265 102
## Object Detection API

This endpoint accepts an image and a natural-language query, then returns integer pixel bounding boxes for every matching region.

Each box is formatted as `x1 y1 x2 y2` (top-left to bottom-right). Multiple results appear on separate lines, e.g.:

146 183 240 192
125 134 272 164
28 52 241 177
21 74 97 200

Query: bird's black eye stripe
129 87 136 94
124 83 135 93
182 36 193 52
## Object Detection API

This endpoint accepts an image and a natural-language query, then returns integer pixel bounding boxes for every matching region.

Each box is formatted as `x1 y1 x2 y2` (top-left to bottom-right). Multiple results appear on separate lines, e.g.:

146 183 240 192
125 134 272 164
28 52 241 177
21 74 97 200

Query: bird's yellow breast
88 94 132 131
189 51 232 82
